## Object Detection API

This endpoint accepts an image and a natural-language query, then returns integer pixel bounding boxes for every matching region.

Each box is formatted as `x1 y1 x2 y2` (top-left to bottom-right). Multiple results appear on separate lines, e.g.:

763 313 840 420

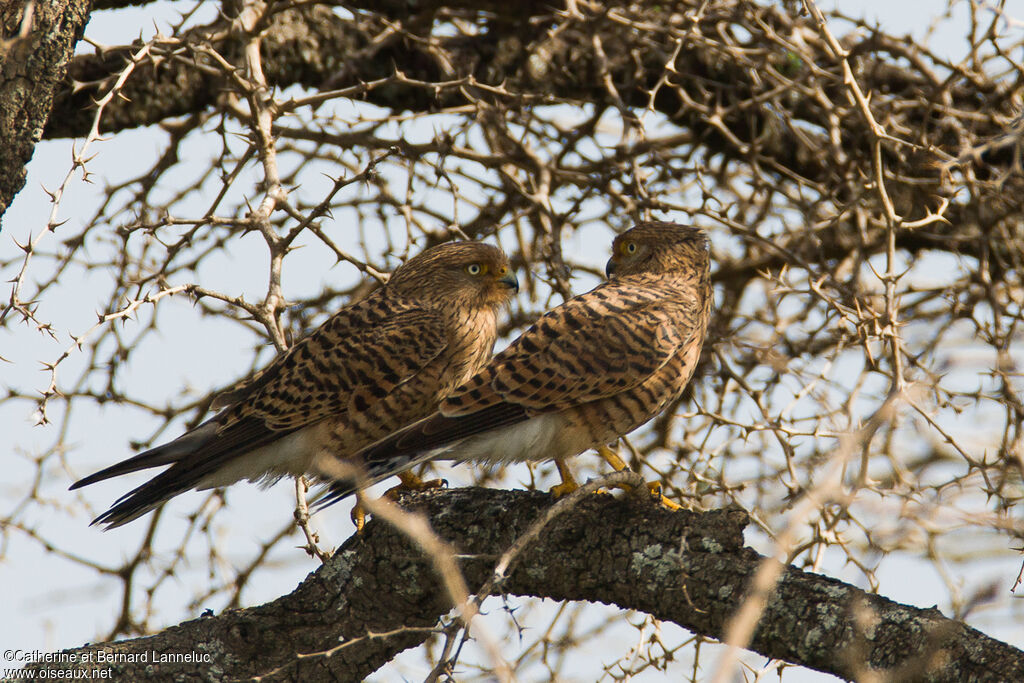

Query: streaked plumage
316 222 712 508
71 241 518 528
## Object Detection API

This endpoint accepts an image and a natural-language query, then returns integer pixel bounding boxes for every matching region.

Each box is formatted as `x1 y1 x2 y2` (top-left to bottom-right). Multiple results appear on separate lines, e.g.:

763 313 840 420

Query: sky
2 1 1022 681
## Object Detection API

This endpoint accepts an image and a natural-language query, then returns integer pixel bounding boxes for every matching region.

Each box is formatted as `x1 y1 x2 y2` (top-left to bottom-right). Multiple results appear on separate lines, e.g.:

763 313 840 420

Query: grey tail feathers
88 467 198 529
69 423 219 529
312 402 529 510
69 422 217 491
71 415 296 529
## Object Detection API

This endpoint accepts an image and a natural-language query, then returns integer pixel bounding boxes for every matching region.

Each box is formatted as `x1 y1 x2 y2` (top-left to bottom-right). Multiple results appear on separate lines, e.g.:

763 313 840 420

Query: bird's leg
350 470 446 533
597 445 629 471
351 492 369 532
548 457 580 497
596 445 682 511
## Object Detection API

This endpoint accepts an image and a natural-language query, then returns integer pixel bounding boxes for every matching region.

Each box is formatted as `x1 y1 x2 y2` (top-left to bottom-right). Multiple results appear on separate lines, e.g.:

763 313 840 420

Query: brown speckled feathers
71 241 518 528
319 222 711 506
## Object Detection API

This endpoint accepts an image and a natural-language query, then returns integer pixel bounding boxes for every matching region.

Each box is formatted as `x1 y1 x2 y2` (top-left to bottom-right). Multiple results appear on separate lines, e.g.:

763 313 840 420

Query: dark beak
498 271 519 294
605 257 617 278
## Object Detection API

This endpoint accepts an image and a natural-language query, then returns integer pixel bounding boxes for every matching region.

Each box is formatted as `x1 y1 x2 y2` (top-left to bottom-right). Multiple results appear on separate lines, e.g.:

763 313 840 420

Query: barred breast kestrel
71 241 518 528
315 222 712 508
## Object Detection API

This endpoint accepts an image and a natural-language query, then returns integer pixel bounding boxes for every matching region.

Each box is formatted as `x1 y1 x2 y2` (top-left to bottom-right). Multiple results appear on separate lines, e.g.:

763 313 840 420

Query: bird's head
605 222 709 279
389 241 518 309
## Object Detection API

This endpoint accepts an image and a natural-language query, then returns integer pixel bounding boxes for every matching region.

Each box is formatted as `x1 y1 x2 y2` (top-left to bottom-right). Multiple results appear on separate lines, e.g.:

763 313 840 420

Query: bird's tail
86 464 210 529
69 422 217 490
70 422 224 529
312 402 529 509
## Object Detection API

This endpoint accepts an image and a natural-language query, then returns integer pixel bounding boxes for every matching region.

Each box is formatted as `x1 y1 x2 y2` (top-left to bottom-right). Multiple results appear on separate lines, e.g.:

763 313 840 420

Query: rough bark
0 0 91 221
20 488 1024 682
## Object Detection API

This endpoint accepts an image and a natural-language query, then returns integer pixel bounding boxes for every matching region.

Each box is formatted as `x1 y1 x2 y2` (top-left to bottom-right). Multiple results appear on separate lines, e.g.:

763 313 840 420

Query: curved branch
23 488 1024 681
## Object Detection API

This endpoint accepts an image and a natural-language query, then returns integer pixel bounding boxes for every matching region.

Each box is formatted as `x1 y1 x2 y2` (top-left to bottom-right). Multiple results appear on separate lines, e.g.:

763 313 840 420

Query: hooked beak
498 270 519 294
605 257 617 278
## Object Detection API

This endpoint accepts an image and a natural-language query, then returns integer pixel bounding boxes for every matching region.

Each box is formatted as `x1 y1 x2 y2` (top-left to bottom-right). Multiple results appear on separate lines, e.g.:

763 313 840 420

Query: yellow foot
548 479 580 498
395 470 446 494
646 480 682 511
548 457 580 497
351 494 368 533
350 471 447 532
597 445 681 511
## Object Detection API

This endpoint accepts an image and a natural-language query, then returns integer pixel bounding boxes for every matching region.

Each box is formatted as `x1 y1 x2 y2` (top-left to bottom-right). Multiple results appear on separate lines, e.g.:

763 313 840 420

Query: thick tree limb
23 488 1024 681
0 0 91 220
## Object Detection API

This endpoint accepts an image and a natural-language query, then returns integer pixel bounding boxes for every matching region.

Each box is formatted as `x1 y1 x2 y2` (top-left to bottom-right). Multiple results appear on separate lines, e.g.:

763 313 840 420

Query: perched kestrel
71 241 518 528
315 222 712 508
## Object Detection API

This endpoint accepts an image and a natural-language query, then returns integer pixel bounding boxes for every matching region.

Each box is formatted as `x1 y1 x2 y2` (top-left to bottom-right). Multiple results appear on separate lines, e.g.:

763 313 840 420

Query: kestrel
315 222 712 508
71 241 519 528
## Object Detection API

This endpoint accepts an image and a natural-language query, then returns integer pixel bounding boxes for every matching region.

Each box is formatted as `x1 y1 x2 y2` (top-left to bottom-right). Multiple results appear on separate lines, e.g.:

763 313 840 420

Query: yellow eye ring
624 242 638 254
466 263 483 275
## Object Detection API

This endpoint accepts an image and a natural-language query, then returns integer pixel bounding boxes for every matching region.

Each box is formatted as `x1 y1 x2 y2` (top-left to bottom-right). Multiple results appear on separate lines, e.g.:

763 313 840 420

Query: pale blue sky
2 2 1022 680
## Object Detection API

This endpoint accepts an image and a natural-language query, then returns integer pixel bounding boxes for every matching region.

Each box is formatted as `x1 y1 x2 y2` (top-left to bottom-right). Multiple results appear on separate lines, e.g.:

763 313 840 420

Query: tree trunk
0 0 91 221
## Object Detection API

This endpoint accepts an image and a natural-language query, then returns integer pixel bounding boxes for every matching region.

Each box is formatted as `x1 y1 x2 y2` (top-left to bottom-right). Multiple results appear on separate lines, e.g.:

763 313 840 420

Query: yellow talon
548 457 580 497
351 469 446 532
396 469 445 493
548 480 580 497
646 480 683 510
351 492 368 533
598 445 681 511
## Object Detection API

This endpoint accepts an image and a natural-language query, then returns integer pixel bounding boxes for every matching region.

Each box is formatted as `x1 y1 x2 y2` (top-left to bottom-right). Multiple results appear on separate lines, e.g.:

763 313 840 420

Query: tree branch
0 0 91 219
25 488 1024 681
42 1 1023 273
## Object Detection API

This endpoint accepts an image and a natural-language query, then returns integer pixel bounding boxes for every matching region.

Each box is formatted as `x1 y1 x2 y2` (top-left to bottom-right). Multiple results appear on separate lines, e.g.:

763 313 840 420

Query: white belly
195 424 326 490
440 412 594 466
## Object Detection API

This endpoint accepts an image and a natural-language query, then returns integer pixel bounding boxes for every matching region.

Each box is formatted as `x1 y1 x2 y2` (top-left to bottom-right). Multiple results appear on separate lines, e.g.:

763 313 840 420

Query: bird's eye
623 242 638 254
466 263 483 275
